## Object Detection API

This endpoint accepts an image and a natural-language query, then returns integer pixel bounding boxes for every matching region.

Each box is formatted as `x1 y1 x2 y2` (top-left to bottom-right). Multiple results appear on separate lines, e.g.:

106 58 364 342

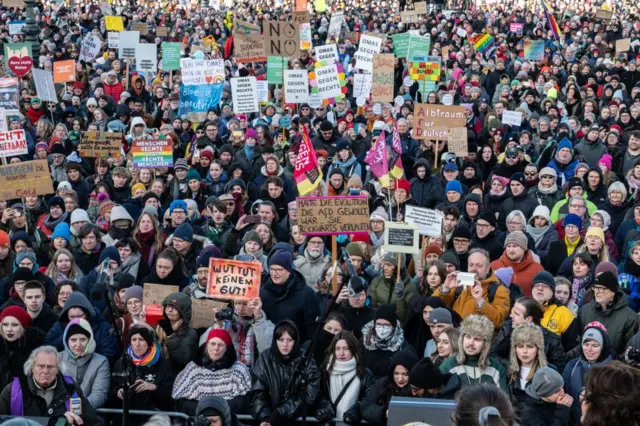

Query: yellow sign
105 16 124 32
203 35 216 47
315 0 326 12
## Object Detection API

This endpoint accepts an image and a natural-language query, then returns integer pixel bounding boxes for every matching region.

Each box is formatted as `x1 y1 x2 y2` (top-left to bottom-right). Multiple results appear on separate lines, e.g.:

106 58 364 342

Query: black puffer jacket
250 321 322 425
157 292 199 373
497 191 539 231
489 319 567 372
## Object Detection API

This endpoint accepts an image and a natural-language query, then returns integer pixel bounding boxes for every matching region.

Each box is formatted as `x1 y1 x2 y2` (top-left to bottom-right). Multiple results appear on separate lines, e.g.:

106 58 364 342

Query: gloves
394 282 405 298
268 409 283 425
343 412 359 425
336 234 348 244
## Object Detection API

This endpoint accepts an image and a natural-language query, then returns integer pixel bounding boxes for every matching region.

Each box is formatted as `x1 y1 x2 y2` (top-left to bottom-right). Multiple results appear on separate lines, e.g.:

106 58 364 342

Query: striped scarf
128 344 161 367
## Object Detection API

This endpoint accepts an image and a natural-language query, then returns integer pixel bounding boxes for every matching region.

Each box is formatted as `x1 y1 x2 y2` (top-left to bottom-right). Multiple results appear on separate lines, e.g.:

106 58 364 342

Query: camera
214 307 234 321
187 415 212 426
627 348 640 366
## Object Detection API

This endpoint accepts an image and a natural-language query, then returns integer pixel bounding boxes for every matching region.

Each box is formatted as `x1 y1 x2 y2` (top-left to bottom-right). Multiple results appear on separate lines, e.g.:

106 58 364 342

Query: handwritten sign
405 206 443 237
297 196 370 235
0 129 28 157
372 54 394 102
78 132 122 158
292 11 310 24
510 23 524 36
131 22 149 36
0 160 54 200
263 21 301 57
190 298 228 328
180 58 225 85
143 283 179 305
207 259 262 301
384 222 419 254
502 110 523 127
105 16 124 32
284 70 309 103
315 44 338 63
595 9 613 20
524 40 545 61
616 38 630 53
414 1 427 13
448 127 469 157
131 139 173 168
354 34 382 72
79 35 102 62
234 20 266 63
413 104 466 140
156 27 169 37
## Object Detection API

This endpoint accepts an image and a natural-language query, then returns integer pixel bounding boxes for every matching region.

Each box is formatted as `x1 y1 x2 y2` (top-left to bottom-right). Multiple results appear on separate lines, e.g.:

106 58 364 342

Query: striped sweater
439 355 509 394
171 361 251 400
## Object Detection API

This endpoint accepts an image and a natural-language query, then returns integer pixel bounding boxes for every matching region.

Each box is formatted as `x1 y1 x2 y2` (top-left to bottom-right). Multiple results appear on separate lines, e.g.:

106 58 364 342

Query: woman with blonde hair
45 248 84 283
508 324 548 413
431 327 460 366
132 168 156 190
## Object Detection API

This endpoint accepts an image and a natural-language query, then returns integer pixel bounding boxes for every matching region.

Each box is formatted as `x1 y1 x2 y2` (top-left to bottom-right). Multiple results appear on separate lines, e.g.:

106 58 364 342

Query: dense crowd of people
0 0 640 424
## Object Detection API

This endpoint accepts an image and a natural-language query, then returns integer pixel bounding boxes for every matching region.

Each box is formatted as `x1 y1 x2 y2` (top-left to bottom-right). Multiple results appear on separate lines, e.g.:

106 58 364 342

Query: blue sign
177 83 223 117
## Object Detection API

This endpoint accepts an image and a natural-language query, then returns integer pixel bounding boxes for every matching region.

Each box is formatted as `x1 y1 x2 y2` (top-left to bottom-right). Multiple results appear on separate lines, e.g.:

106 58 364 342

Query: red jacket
491 250 544 297
104 81 125 101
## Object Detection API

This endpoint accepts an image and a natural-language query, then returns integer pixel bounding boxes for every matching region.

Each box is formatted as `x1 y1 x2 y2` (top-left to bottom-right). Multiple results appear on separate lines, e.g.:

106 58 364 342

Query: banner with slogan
233 20 266 63
78 35 102 62
207 258 262 301
0 129 27 158
0 78 19 109
407 34 431 61
78 131 123 158
371 54 394 102
354 34 382 72
231 77 259 114
263 21 301 58
391 33 410 58
283 70 309 103
410 56 441 81
524 40 545 60
131 139 173 169
136 43 157 72
300 23 312 50
53 60 75 83
0 160 54 201
267 56 288 84
105 16 124 31
294 127 322 195
413 104 466 141
309 61 347 104
177 83 224 119
161 43 181 71
315 44 338 63
180 58 225 85
296 196 370 235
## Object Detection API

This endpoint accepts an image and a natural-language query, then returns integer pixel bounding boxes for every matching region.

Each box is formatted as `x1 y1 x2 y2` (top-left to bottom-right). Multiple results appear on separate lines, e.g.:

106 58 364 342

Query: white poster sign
405 205 443 237
353 73 372 98
231 77 259 114
502 110 523 127
108 32 119 49
32 69 58 103
256 80 268 103
284 70 309 103
327 11 344 39
315 63 342 100
136 43 158 72
78 35 102 62
180 58 226 85
315 44 338 63
354 34 382 72
118 31 139 58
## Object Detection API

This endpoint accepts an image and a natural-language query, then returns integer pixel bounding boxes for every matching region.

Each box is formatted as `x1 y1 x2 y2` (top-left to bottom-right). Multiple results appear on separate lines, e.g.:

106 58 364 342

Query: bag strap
10 377 23 416
331 376 357 411
455 282 498 303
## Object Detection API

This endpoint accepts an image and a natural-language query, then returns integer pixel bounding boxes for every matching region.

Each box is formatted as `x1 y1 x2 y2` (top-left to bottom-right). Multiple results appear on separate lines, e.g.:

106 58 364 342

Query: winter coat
497 192 539 231
316 368 376 424
491 250 544 297
45 292 120 365
74 242 105 275
543 238 583 276
409 159 435 207
528 186 564 212
0 327 44 392
369 272 417 323
574 139 607 168
259 270 321 344
30 303 59 334
293 250 331 288
60 350 110 409
327 155 362 180
472 230 504 262
361 322 415 378
562 354 612 424
576 292 639 357
489 319 567 372
336 301 376 340
440 354 509 394
141 262 190 291
156 293 199 373
520 394 571 426
427 175 469 208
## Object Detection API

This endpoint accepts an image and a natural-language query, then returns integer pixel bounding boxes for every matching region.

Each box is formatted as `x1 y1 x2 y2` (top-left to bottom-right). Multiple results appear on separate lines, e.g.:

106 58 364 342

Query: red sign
8 56 33 78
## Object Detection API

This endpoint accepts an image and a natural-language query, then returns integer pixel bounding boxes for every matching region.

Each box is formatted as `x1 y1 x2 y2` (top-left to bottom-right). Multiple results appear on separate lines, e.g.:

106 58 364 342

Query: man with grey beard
294 236 331 287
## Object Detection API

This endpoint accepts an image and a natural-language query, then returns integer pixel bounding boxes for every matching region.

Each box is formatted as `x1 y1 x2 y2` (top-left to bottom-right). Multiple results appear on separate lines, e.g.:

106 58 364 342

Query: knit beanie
439 251 459 268
186 168 201 182
0 305 31 329
13 267 34 282
242 231 263 248
269 251 293 273
394 178 411 194
48 196 65 210
452 225 472 240
174 223 194 243
370 207 389 222
425 243 443 256
131 183 146 196
539 166 557 178
346 242 365 258
582 325 605 347
409 357 451 390
169 199 188 214
116 273 137 291
375 304 398 325
495 267 514 286
510 172 526 186
124 285 144 304
526 367 564 399
594 271 618 293
65 321 92 342
70 209 90 224
445 179 463 194
0 230 9 248
598 154 613 170
99 246 122 266
595 261 617 278
477 211 498 229
558 138 573 152
563 213 582 230
174 158 189 171
504 230 528 250
533 271 555 290
207 328 233 347
585 226 605 244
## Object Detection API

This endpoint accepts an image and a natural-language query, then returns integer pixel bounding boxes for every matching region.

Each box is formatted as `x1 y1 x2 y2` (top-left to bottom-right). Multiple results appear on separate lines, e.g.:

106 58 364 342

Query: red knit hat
394 178 411 194
350 234 371 245
0 306 32 329
425 243 443 256
0 230 9 248
207 328 232 348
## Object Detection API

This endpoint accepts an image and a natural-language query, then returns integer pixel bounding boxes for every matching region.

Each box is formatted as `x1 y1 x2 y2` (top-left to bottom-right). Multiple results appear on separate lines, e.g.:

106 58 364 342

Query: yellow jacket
434 272 511 329
540 302 575 335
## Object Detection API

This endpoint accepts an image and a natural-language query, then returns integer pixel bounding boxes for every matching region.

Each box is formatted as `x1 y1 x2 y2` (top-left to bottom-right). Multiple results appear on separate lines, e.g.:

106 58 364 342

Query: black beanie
130 325 154 347
477 211 498 229
452 225 472 240
409 357 452 390
13 267 34 282
66 323 91 342
116 273 136 291
375 304 398 325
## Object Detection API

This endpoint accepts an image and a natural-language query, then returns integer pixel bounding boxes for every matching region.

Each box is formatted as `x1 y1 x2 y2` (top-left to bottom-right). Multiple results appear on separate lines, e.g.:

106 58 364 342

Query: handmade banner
447 127 469 157
502 110 523 127
156 27 169 37
131 22 149 36
384 223 419 254
161 43 182 70
0 160 54 201
207 259 262 301
616 38 630 53
108 32 119 49
78 35 102 62
283 70 309 103
353 73 372 99
404 206 443 237
131 139 173 168
524 40 545 60
231 77 259 114
410 56 441 81
143 283 179 305
372 54 394 102
300 22 312 50
234 20 266 63
414 2 427 13
354 34 383 72
53 60 75 83
78 132 123 158
190 298 228 328
292 11 310 23
315 44 338 63
263 21 301 57
413 104 466 140
180 58 225 85
177 83 224 119
313 63 342 99
8 21 26 35
4 43 33 78
296 196 370 235
0 78 19 109
400 11 420 24
327 11 344 40
0 130 27 158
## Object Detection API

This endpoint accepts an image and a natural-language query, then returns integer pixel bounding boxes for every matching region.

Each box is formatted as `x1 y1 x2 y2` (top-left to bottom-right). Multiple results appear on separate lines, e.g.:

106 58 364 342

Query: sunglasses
541 174 554 179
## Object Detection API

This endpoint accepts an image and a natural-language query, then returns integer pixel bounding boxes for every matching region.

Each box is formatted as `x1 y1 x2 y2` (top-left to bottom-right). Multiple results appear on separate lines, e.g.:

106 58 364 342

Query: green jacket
369 273 417 322
440 354 509 394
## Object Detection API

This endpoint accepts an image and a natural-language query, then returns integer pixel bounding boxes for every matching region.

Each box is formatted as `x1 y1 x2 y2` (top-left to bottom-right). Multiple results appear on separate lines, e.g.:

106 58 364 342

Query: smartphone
349 189 361 196
245 214 261 224
457 272 476 287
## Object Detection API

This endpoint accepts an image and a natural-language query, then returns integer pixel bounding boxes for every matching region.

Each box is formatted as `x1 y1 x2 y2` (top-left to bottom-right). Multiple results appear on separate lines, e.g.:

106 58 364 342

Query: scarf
43 212 69 230
230 317 256 365
128 344 160 367
526 224 549 248
628 175 640 191
362 321 404 352
537 183 558 195
369 231 384 248
329 357 360 420
565 236 581 256
571 273 593 307
244 144 256 161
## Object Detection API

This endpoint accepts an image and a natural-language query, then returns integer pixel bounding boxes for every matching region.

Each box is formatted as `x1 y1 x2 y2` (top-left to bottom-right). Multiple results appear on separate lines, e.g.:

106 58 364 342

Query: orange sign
206 258 262 301
53 60 75 83
295 0 308 11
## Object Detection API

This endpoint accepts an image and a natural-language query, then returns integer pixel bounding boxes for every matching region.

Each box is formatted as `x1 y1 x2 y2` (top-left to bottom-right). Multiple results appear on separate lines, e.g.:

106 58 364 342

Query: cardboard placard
413 104 466 140
616 38 630 53
207 259 262 301
0 160 54 200
502 110 523 127
292 11 310 24
53 60 75 83
131 22 149 36
372 54 395 102
190 298 228 329
234 20 266 63
414 1 427 13
296 196 370 235
383 222 419 254
404 205 443 237
0 129 28 157
263 21 301 58
401 11 420 24
131 139 173 168
295 0 307 11
231 77 259 114
595 9 613 20
156 27 169 37
448 127 468 157
4 0 26 7
143 283 179 305
78 131 122 158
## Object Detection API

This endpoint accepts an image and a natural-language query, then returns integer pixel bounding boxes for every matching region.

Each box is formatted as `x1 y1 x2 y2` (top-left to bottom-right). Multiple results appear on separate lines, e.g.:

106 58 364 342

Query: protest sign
0 111 6 133
354 34 382 72
284 70 309 103
295 0 307 10
131 22 149 35
143 283 179 305
404 206 443 237
372 54 394 102
353 73 372 99
234 20 266 63
156 27 169 37
78 35 102 62
0 130 27 158
180 58 225 85
407 34 431 61
264 21 301 57
0 79 19 109
190 298 228 328
300 23 312 50
267 56 288 83
327 11 344 40
108 32 119 49
401 11 420 24
502 110 523 127
256 81 269 103
510 22 524 36
136 43 157 72
118 31 139 58
391 33 410 58
315 0 326 12
524 40 545 60
315 44 338 63
447 127 469 157
78 132 123 158
0 160 54 201
292 11 310 23
105 16 124 31
207 259 262 301
32 69 57 102
595 9 613 20
231 77 259 114
4 43 33 78
161 43 181 70
616 38 630 53
314 63 343 100
414 2 427 13
413 104 466 140
177 83 224 120
8 21 25 35
296 196 370 235
384 223 419 254
410 56 441 81
53 60 75 83
4 0 25 7
131 139 173 168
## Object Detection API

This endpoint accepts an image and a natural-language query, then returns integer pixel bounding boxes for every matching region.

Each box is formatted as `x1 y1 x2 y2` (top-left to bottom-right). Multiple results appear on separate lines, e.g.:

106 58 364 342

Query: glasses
524 172 537 176
476 223 491 229
592 286 607 294
308 241 324 246
225 201 235 206
541 174 554 179
270 267 285 274
35 364 58 371
453 239 469 244
507 220 522 226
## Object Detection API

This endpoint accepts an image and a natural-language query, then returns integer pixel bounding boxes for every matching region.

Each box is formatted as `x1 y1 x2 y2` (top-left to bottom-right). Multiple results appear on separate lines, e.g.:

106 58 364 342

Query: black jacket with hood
196 396 247 426
157 292 199 373
409 159 435 208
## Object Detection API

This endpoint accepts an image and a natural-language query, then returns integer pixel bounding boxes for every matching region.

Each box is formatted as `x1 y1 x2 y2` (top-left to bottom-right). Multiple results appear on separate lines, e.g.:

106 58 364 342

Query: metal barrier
97 409 339 423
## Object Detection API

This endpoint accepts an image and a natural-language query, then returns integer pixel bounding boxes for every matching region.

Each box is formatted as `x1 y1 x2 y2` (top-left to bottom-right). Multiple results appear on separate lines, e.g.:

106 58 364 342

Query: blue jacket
562 355 612 423
45 292 119 365
618 264 640 312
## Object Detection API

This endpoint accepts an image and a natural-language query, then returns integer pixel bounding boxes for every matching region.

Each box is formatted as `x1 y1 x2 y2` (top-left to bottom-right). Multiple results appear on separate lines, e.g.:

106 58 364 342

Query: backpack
11 375 75 416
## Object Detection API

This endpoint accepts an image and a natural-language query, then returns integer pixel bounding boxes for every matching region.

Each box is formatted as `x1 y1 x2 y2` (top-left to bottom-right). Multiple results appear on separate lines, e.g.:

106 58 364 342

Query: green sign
267 56 287 84
418 80 437 98
407 34 431 62
391 33 410 59
4 42 33 69
161 42 181 71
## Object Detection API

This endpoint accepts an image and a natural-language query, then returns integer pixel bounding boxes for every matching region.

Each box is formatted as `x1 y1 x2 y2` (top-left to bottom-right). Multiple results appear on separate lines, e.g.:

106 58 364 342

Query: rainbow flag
293 127 323 196
390 126 404 179
541 0 562 40
131 139 173 168
364 132 390 188
470 34 495 56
